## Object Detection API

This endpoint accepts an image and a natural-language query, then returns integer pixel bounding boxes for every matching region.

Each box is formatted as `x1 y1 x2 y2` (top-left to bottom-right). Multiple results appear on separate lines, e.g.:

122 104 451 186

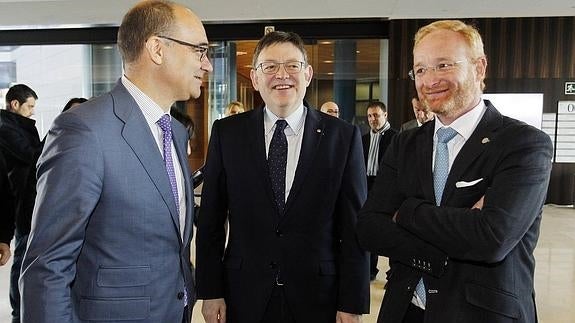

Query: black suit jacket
357 100 553 322
196 107 369 322
362 127 397 190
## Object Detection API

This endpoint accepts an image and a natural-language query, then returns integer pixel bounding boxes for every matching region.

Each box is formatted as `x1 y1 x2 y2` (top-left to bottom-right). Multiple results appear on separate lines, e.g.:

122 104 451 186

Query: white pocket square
455 178 484 188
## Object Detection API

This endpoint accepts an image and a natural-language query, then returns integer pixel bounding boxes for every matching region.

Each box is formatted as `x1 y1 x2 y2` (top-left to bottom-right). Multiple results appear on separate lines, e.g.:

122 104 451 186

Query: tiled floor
1 204 573 322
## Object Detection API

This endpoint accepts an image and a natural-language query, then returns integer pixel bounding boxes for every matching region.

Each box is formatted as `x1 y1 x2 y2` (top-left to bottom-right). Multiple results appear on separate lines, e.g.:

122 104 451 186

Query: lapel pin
481 137 490 144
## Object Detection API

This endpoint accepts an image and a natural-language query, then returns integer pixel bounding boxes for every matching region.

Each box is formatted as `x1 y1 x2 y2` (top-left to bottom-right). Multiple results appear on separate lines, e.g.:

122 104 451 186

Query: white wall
12 45 91 137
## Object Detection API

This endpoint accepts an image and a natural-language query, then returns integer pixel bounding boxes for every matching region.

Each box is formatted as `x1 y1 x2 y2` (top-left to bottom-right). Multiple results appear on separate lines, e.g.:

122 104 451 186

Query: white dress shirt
263 104 306 202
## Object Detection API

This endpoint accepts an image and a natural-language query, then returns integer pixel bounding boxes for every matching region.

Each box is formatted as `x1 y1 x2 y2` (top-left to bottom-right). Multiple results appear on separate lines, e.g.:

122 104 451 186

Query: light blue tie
415 126 458 307
433 127 458 205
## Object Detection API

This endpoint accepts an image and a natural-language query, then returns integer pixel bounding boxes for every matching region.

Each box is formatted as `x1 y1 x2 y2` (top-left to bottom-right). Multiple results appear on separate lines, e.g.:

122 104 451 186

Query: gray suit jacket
399 119 418 132
20 82 195 323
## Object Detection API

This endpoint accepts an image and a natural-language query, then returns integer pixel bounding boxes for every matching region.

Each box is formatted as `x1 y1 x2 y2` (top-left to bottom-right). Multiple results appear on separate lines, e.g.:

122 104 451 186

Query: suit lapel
283 108 323 218
172 122 192 246
442 101 503 203
417 122 435 202
111 83 182 239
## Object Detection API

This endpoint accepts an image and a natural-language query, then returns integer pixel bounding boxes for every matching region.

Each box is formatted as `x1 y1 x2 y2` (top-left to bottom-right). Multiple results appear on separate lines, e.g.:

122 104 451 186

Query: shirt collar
121 75 167 125
264 104 306 136
434 99 486 141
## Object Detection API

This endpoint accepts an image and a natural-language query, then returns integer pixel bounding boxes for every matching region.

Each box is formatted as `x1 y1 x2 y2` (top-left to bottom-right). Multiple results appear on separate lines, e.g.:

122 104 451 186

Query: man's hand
0 242 11 266
472 195 485 210
336 311 361 323
202 298 227 323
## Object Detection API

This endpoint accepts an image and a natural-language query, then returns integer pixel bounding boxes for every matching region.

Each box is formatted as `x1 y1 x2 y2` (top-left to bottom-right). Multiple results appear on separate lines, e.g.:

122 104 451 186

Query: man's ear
250 69 260 92
145 36 164 65
475 56 487 81
304 64 313 87
9 100 20 112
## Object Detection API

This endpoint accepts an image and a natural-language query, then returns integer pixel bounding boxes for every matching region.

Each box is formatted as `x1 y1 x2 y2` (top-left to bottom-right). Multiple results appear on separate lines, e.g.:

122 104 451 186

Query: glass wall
0 44 121 137
1 38 389 160
207 38 388 134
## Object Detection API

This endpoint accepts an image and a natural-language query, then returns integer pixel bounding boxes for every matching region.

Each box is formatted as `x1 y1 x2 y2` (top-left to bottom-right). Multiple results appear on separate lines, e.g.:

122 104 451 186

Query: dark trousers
10 231 28 323
182 306 190 323
367 175 380 279
401 304 424 323
261 286 295 323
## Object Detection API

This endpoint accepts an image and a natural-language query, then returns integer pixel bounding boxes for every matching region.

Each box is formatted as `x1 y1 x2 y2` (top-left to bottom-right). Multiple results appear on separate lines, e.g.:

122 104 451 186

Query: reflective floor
1 205 573 322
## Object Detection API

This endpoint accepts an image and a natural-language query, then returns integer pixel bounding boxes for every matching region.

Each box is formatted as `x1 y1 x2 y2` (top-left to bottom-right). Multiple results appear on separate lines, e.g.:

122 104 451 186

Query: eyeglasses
408 60 464 80
158 35 209 61
255 61 306 75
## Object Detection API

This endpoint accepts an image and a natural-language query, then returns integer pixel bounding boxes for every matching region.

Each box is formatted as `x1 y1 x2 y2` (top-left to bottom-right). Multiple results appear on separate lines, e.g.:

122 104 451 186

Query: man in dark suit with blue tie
19 1 213 322
357 20 553 322
196 31 370 323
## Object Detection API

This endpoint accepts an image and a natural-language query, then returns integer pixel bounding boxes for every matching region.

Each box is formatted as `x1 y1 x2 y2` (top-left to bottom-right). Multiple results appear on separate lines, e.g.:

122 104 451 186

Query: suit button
269 262 277 269
275 229 283 237
177 292 184 300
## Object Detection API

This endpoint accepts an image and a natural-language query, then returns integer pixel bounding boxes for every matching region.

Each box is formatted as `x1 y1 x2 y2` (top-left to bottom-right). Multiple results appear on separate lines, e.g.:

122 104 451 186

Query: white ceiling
0 0 574 29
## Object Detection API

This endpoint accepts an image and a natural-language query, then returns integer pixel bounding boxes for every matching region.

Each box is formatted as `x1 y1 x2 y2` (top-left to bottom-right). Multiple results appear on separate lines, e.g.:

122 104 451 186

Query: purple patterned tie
157 114 187 306
157 114 180 209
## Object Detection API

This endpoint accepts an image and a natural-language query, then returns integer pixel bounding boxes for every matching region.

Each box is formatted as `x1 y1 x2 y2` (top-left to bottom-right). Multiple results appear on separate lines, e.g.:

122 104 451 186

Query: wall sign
556 101 575 163
566 82 575 95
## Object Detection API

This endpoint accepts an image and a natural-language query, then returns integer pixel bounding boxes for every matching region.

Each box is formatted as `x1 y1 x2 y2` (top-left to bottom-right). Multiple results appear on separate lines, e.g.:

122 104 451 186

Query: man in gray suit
399 97 434 132
19 1 212 322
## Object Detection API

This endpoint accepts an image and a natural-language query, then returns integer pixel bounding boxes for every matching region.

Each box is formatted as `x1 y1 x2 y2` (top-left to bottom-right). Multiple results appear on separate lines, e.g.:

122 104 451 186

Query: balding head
320 101 339 118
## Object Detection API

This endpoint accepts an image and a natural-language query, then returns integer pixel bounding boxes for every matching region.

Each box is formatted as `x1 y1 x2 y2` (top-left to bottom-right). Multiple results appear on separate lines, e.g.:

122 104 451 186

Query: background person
361 100 397 281
224 101 244 116
400 97 434 132
319 100 340 118
0 84 41 323
62 97 88 112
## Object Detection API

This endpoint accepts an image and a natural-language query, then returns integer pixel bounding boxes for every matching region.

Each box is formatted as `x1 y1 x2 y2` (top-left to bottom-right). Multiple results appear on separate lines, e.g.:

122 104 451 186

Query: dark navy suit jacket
197 107 370 322
358 100 553 322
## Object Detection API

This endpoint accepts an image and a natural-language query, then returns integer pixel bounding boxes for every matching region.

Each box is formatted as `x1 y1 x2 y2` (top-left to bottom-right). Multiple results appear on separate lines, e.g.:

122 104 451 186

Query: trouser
10 231 28 323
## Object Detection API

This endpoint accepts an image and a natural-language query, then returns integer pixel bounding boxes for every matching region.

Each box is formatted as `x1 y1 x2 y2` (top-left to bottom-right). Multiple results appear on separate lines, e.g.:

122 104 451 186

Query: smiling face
250 42 313 118
367 106 387 132
413 29 486 124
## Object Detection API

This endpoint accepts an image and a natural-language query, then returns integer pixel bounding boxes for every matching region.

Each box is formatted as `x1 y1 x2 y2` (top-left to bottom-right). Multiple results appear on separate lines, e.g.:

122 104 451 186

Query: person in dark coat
0 83 41 323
